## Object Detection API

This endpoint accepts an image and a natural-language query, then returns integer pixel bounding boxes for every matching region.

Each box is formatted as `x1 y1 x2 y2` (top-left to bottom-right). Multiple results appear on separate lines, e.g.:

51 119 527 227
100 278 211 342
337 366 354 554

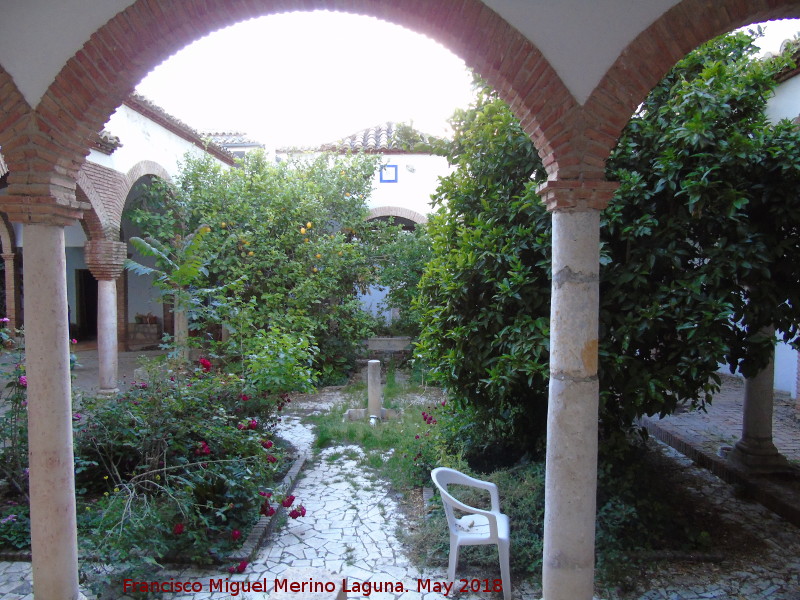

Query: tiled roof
92 130 123 155
281 122 433 154
206 132 265 148
123 94 236 165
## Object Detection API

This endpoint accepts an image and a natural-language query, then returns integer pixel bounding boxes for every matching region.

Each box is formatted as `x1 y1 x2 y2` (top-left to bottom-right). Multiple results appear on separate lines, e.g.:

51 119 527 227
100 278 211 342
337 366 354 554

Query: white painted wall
766 76 800 123
369 154 452 218
89 104 215 178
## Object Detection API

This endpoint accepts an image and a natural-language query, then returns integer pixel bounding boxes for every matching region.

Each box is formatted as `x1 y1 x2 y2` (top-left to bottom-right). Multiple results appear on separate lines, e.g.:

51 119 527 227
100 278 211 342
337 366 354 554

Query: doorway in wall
76 269 98 341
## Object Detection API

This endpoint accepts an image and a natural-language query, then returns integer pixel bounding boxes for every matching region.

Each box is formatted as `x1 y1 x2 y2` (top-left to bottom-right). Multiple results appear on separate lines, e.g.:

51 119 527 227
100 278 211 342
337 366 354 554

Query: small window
380 164 398 183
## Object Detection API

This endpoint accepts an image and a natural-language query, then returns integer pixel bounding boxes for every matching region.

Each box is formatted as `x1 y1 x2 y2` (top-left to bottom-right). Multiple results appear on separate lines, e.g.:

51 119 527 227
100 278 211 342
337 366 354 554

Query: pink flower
248 419 258 430
71 338 77 344
266 455 277 464
228 566 236 574
173 523 185 535
281 495 295 508
0 317 9 323
298 504 306 517
18 375 26 388
259 491 272 498
231 529 241 541
240 393 250 401
261 439 273 449
198 358 212 372
236 560 248 573
237 423 246 430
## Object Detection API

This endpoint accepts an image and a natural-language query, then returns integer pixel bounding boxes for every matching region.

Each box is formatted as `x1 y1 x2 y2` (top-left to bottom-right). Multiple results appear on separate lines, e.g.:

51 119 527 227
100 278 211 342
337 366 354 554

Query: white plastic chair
430 467 511 600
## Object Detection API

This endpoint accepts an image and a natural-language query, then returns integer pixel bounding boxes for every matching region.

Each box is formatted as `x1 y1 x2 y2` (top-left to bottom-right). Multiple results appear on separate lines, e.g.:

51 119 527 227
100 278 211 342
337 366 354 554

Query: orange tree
415 32 800 462
127 150 398 383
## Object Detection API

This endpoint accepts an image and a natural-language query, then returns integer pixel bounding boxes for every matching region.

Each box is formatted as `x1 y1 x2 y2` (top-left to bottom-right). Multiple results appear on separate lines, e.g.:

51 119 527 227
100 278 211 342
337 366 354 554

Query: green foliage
606 30 800 386
375 225 432 337
125 150 401 382
414 83 551 456
416 33 800 457
0 338 311 592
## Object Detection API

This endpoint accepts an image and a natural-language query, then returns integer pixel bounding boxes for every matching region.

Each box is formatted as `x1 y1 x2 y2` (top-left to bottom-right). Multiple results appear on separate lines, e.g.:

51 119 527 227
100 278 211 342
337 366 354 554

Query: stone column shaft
542 209 600 600
84 240 126 395
730 336 790 473
24 224 81 600
2 253 17 327
97 279 118 393
367 359 382 418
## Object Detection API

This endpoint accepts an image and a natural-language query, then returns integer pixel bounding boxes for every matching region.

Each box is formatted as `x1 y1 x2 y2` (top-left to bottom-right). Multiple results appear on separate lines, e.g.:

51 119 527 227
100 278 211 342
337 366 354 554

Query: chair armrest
436 486 503 539
440 470 502 513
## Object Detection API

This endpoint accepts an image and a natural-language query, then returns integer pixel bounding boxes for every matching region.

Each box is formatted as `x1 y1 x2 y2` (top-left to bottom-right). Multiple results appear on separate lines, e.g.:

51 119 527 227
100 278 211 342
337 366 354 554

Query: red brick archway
3 0 800 220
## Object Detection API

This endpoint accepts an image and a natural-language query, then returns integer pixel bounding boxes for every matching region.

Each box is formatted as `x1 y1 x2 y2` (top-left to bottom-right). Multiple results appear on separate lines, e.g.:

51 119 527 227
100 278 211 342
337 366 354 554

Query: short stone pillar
85 239 127 395
538 180 616 600
24 224 83 600
729 337 791 473
367 359 382 422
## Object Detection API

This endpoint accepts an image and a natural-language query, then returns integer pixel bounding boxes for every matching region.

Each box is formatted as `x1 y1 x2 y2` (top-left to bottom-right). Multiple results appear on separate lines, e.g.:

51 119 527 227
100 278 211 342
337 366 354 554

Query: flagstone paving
0 361 798 599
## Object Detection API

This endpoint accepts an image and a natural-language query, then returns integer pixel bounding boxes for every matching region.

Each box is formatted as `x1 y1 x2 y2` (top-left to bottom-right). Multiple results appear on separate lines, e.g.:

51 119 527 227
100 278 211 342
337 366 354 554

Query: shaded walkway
641 375 800 526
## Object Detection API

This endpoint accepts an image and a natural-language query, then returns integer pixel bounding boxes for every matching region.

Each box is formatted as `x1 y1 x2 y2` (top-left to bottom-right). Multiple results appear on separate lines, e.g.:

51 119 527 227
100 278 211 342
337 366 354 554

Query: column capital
84 239 127 281
537 179 619 212
0 194 89 227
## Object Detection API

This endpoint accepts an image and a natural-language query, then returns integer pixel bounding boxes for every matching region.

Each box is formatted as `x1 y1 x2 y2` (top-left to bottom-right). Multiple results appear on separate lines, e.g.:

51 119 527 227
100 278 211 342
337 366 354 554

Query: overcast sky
135 13 800 150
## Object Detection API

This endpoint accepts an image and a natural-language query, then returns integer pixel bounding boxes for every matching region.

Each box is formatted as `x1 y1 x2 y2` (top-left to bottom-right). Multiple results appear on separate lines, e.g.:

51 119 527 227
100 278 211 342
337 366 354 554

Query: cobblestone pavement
0 357 798 599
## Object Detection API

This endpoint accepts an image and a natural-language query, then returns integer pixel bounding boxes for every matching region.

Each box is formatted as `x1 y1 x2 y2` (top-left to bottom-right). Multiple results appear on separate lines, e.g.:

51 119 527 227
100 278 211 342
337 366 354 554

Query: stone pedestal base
729 439 793 474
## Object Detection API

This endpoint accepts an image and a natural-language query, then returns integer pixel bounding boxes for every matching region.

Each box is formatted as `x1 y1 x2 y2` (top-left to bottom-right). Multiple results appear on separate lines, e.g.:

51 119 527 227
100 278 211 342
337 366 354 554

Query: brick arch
0 0 578 222
367 206 427 225
0 212 15 255
578 0 800 184
0 65 31 160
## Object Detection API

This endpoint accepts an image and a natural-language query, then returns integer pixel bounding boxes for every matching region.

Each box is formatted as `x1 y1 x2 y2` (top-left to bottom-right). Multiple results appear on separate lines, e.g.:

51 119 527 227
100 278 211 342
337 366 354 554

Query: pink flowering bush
70 361 302 581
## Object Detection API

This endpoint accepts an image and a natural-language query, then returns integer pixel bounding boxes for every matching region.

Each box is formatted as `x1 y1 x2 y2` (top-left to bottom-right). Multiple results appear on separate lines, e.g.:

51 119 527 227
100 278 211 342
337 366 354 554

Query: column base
97 387 119 397
728 439 793 474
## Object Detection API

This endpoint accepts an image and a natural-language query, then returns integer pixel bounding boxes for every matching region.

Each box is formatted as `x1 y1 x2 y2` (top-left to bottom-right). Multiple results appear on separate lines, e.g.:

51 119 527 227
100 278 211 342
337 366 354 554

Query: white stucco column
538 180 616 600
729 335 790 473
24 224 82 600
85 240 127 395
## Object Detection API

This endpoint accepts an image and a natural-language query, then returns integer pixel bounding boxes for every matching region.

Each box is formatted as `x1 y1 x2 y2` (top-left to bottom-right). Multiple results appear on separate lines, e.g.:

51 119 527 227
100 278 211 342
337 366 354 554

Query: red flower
240 394 250 401
173 523 185 535
260 502 276 517
236 560 248 573
289 509 300 519
228 566 236 574
198 358 212 372
248 419 258 430
299 504 306 517
231 529 241 541
237 423 246 430
261 439 273 449
281 495 295 508
259 491 272 498
266 455 277 463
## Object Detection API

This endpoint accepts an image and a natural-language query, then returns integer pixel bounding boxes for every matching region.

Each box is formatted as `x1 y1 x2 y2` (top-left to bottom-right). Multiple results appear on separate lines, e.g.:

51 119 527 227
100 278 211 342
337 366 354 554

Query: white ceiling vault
0 0 771 112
